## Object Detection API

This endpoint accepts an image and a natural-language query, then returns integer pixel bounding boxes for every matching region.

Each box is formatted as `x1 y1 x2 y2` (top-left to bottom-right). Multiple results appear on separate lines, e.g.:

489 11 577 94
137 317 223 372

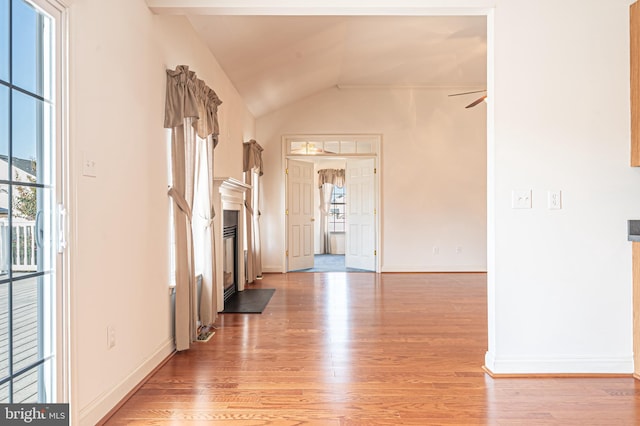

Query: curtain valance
243 139 264 176
318 168 345 188
164 65 223 144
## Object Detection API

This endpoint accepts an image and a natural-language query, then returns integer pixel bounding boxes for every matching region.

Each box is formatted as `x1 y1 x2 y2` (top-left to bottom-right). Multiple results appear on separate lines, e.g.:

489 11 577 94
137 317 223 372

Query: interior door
345 158 376 271
287 159 315 271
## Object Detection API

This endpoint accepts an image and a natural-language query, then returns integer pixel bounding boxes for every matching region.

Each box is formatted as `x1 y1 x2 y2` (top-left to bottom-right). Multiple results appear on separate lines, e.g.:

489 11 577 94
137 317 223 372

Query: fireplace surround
212 177 250 312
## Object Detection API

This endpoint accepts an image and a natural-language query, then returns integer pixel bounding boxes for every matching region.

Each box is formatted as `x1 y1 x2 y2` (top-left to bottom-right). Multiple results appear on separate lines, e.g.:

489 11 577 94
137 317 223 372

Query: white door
345 158 376 271
287 159 315 271
0 0 66 403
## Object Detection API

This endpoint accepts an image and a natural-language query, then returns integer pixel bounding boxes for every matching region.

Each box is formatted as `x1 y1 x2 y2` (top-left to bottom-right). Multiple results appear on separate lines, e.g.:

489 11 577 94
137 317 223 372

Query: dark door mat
221 289 275 314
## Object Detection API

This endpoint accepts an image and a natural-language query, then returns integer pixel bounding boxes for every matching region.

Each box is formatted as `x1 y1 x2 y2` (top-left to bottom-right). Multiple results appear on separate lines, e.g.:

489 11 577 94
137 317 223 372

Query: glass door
0 0 61 403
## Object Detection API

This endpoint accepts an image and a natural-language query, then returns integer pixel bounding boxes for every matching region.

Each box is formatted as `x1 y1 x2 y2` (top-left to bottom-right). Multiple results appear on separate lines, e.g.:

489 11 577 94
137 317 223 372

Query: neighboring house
0 155 37 217
0 156 38 273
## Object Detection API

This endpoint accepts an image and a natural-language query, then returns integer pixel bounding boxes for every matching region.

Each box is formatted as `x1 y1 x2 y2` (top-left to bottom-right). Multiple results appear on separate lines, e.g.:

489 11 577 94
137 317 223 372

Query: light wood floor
104 272 640 425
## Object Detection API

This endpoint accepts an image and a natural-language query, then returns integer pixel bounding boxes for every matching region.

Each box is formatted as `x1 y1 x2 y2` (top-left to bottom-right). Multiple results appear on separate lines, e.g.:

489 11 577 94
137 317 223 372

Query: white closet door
345 158 376 271
287 159 315 271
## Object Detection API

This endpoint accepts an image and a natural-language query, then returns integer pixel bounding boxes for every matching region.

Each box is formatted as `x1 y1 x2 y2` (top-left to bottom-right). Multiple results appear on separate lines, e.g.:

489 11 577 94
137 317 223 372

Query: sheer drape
319 183 334 253
243 140 263 283
197 134 218 329
165 65 222 351
317 169 345 254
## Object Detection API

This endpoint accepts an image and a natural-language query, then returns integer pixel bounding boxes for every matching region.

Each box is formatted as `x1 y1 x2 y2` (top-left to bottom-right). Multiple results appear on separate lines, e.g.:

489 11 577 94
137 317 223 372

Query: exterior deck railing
0 219 37 273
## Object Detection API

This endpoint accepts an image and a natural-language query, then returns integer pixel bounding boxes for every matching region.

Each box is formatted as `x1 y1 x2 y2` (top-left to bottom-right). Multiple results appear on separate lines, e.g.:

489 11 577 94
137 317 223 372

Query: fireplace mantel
212 177 251 312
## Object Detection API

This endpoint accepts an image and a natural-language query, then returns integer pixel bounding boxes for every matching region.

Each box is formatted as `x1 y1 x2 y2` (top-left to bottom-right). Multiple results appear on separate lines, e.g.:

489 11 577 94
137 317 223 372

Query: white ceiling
185 15 487 117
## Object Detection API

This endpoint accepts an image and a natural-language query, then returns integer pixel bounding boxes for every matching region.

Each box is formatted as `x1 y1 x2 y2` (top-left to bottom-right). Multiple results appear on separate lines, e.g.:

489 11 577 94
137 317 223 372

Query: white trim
78 339 174 426
261 266 285 274
53 0 75 7
484 353 633 375
381 265 488 273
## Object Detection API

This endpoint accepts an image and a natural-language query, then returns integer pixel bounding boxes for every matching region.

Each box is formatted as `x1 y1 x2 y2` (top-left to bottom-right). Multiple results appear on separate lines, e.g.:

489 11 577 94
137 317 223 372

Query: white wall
67 0 254 423
485 0 636 374
257 87 488 272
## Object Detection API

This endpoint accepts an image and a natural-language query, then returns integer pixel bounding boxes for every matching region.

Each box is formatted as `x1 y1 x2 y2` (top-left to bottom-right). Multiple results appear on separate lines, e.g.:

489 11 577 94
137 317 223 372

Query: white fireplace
212 177 250 312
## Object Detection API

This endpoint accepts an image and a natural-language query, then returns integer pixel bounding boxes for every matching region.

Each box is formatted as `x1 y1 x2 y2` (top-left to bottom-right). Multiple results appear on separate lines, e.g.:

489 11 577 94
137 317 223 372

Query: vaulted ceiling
175 12 487 117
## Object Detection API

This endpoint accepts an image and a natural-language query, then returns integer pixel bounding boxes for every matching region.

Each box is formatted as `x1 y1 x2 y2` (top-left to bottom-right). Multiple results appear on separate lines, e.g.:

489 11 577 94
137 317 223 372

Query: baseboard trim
381 265 487 273
483 351 633 376
483 365 631 378
81 339 175 426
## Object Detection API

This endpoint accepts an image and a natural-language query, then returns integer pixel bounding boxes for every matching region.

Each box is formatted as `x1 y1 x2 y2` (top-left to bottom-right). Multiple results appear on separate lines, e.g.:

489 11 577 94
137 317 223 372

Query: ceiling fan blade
448 89 487 97
465 95 487 108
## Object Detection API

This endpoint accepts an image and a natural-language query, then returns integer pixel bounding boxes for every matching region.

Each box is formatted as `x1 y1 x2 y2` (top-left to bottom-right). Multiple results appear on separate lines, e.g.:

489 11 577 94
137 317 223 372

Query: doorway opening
283 136 381 273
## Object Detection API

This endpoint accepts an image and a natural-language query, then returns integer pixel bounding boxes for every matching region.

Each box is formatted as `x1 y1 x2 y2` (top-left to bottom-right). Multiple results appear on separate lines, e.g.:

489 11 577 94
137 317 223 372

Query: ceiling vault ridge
335 84 486 90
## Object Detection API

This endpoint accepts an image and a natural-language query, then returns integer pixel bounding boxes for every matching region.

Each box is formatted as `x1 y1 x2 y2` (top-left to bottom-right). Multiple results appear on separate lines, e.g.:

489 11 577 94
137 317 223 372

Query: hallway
104 272 640 425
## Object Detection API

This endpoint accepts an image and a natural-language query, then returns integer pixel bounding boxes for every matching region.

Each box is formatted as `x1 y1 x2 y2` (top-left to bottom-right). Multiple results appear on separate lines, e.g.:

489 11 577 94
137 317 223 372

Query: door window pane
12 278 38 372
323 141 339 154
13 367 38 403
357 141 373 153
340 141 356 153
12 90 49 184
13 186 54 271
0 86 8 181
0 0 8 82
0 283 8 380
0 184 9 273
0 381 8 403
11 0 52 99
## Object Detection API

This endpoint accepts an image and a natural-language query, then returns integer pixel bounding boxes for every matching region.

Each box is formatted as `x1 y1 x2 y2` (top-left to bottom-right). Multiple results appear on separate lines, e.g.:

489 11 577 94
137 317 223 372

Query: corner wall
484 0 636 374
67 1 254 423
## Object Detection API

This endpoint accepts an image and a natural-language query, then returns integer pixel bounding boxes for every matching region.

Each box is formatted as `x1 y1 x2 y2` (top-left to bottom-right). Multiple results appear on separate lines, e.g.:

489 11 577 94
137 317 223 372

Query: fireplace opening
223 210 239 301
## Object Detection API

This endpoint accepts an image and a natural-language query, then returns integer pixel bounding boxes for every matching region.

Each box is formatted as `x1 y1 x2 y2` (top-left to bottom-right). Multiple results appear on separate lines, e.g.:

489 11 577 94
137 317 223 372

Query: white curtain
244 140 263 283
317 169 345 254
165 65 222 351
319 183 334 254
194 134 218 329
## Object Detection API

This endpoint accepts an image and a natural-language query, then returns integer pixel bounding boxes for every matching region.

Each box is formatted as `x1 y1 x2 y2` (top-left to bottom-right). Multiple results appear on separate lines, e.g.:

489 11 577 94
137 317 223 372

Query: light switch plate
82 152 97 177
512 189 532 209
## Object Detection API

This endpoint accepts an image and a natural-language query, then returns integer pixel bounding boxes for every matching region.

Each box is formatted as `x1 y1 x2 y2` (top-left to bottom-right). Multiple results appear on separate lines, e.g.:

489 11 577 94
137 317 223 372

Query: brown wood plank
104 272 640 425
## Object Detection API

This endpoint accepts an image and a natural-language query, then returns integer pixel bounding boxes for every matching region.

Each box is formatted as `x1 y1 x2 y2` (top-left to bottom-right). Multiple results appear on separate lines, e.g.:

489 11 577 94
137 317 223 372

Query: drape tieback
245 201 254 216
168 187 192 221
202 208 216 229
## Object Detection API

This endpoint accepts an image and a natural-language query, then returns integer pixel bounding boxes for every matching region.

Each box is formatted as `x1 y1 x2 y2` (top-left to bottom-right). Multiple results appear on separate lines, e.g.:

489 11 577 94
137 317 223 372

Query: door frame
281 135 381 273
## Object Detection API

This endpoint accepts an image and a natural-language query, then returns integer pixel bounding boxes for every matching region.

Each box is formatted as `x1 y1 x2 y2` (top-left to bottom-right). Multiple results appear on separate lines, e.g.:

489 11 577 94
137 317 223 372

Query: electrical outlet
455 246 462 254
512 189 532 209
107 325 116 349
432 246 439 255
548 190 562 210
